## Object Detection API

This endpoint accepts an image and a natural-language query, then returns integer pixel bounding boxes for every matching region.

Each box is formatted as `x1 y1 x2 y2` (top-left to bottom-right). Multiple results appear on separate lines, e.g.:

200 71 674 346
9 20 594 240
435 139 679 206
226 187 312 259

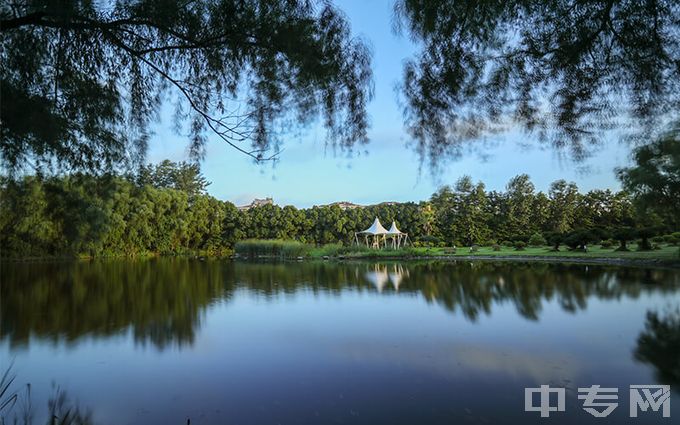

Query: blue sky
147 0 631 208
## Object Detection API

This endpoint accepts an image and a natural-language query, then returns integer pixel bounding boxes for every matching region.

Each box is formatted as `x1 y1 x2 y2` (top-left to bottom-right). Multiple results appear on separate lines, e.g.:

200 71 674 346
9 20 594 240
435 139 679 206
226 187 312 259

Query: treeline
0 160 677 258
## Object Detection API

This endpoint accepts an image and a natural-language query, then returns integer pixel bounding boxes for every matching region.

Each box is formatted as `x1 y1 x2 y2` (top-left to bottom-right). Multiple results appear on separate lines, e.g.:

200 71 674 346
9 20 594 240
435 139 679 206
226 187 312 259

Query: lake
1 259 679 424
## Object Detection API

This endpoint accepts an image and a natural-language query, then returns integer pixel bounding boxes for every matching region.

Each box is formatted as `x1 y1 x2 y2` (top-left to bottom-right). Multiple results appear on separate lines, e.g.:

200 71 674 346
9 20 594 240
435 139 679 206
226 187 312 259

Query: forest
1 156 677 259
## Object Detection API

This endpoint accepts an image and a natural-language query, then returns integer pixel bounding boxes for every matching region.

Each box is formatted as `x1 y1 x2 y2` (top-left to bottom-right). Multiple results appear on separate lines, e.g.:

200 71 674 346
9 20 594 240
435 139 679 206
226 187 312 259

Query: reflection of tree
634 309 680 386
1 259 230 350
2 260 679 350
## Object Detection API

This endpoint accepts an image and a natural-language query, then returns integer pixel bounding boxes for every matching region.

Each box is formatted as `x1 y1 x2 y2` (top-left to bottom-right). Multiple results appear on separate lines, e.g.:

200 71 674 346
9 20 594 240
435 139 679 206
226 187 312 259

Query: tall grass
234 239 312 259
310 243 371 257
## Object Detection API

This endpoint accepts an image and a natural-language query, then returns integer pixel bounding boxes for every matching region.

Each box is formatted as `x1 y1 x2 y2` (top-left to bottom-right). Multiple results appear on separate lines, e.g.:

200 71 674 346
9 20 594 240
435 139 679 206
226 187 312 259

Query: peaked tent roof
360 217 388 235
386 221 404 235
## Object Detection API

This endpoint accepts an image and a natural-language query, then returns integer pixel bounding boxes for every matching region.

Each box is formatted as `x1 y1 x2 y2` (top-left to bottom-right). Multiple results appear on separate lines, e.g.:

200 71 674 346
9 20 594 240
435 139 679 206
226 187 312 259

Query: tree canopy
3 163 676 258
0 0 373 172
617 125 680 228
395 0 680 166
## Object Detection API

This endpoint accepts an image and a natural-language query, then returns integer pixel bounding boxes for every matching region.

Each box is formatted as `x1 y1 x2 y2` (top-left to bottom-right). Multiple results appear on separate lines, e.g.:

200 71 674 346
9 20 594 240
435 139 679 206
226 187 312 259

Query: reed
234 239 312 259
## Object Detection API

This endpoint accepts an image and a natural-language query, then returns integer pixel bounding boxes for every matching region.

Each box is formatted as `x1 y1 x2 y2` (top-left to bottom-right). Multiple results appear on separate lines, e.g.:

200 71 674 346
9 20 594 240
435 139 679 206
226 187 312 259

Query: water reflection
2 260 678 351
364 264 408 292
634 308 680 386
2 259 680 425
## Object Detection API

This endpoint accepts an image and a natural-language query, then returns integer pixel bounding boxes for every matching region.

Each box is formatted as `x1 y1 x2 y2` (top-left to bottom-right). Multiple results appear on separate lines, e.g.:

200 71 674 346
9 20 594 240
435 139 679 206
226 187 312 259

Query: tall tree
617 126 680 228
395 0 680 166
548 180 579 233
137 160 210 196
504 174 537 238
0 0 373 172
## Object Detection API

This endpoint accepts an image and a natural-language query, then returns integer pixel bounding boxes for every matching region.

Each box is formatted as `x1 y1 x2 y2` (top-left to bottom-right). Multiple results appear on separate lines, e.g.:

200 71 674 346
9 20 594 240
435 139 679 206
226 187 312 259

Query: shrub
418 235 441 247
664 233 680 246
492 244 501 251
502 240 514 247
514 241 526 251
651 236 665 244
600 239 614 248
484 239 497 247
613 227 637 251
470 244 480 252
564 228 599 250
636 226 665 251
544 231 564 251
510 234 530 243
528 232 546 246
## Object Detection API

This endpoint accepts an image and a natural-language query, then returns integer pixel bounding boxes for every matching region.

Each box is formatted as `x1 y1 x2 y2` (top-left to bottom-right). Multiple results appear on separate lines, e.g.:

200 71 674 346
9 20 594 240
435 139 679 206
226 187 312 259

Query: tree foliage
395 0 680 166
618 126 680 228
0 0 373 172
1 162 677 258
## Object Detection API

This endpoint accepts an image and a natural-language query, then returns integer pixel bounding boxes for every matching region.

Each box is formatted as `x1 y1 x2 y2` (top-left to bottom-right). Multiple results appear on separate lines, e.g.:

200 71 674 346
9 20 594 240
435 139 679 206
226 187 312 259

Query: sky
146 0 632 208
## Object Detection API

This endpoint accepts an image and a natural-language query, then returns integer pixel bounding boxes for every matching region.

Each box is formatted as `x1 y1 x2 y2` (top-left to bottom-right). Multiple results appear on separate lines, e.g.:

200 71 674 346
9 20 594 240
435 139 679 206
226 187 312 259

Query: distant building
329 201 363 210
238 197 273 211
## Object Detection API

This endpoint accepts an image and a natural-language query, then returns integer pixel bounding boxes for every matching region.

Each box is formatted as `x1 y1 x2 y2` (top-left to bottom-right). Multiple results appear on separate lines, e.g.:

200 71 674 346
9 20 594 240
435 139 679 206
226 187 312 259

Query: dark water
1 259 679 424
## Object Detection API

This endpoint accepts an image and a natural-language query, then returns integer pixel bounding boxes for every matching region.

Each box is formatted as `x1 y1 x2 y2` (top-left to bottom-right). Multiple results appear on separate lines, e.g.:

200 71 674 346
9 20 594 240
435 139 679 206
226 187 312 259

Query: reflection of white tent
388 264 410 291
365 265 390 292
385 221 410 248
355 217 388 248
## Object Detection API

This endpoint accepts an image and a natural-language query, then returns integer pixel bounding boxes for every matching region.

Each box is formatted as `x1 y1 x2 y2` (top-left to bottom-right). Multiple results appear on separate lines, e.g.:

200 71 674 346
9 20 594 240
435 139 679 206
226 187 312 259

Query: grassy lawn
233 238 680 264
335 244 680 262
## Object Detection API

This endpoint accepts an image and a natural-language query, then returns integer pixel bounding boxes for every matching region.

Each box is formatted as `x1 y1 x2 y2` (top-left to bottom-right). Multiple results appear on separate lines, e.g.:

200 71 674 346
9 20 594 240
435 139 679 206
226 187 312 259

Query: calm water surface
1 259 679 424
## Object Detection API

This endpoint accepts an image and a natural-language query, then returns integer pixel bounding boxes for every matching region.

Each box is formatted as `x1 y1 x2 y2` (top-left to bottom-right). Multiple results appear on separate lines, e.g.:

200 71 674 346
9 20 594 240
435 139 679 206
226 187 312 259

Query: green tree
138 160 210 197
548 180 579 234
504 174 537 238
0 176 58 256
613 226 637 251
0 0 372 171
617 127 680 229
432 176 491 246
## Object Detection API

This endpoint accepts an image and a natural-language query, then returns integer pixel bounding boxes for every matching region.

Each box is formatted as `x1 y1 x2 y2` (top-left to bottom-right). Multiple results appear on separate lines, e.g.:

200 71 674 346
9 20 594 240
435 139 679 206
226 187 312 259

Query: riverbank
313 245 680 268
4 244 679 268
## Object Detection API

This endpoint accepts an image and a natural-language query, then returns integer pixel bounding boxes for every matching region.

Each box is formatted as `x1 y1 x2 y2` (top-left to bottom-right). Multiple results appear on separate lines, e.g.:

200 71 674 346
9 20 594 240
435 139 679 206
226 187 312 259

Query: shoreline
333 254 680 269
3 252 679 269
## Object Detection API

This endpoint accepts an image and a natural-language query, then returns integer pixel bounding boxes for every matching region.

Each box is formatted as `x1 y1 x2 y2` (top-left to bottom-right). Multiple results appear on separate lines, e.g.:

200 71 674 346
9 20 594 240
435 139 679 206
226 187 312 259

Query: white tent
355 217 388 248
363 217 388 235
385 221 410 248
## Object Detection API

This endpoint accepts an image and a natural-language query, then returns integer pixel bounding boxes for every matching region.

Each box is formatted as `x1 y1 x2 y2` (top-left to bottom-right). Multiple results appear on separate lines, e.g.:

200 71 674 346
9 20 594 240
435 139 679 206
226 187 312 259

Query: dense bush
492 244 501 251
600 240 614 248
417 235 441 247
564 229 600 250
514 241 526 251
662 232 680 246
470 244 480 252
614 227 637 251
528 232 546 246
544 231 564 251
